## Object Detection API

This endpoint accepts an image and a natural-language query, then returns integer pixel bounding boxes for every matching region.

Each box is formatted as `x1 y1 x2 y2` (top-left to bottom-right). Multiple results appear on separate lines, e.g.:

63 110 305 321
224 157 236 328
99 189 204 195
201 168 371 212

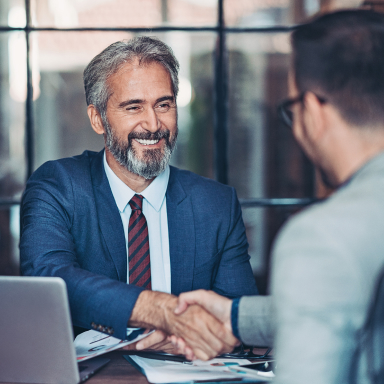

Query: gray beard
104 118 178 180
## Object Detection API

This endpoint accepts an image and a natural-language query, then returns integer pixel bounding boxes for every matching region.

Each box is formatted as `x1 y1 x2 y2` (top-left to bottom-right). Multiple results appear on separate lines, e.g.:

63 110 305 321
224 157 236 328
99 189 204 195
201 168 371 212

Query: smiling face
102 59 178 180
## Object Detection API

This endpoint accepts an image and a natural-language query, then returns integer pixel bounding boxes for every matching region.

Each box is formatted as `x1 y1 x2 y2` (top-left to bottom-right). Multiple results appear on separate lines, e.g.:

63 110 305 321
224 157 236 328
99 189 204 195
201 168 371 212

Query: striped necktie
128 194 151 289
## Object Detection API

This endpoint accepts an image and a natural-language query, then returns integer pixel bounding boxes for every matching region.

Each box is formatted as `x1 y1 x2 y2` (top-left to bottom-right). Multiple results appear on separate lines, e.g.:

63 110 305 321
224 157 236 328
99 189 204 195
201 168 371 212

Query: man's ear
302 92 327 142
87 105 105 135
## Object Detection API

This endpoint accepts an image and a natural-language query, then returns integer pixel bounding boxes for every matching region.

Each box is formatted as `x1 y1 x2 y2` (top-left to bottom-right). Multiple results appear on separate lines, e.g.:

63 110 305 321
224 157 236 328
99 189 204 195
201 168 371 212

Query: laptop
0 276 110 384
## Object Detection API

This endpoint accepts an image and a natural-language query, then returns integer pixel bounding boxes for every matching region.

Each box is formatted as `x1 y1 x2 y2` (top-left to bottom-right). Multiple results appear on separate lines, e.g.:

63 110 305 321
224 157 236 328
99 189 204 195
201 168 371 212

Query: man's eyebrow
118 95 174 109
156 95 175 103
118 99 144 108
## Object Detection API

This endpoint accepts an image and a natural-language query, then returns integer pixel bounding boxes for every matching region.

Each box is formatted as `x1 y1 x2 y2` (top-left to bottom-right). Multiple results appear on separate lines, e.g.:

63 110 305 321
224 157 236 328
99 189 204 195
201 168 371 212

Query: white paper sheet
75 329 151 361
128 355 269 383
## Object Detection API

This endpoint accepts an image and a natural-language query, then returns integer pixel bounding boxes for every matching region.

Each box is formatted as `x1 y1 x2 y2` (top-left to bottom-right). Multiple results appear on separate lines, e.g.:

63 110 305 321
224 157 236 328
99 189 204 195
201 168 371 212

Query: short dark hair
83 36 179 125
292 10 384 127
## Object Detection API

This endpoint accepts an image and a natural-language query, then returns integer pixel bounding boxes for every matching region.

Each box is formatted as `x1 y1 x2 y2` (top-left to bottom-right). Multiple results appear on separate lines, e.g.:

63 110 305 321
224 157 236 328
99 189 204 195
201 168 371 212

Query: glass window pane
225 0 317 27
242 204 308 293
32 0 217 28
0 0 25 27
32 31 129 169
0 32 27 200
227 32 314 199
166 0 217 27
167 32 216 179
33 30 215 178
224 0 362 27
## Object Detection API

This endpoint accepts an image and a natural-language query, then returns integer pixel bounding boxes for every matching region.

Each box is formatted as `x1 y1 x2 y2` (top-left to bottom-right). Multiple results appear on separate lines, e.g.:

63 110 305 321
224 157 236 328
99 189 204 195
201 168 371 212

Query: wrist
128 290 177 331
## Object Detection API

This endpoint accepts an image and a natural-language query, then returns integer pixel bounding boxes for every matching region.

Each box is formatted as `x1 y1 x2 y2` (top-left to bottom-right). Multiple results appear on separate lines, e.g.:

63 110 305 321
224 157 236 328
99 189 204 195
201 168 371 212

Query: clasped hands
126 290 238 361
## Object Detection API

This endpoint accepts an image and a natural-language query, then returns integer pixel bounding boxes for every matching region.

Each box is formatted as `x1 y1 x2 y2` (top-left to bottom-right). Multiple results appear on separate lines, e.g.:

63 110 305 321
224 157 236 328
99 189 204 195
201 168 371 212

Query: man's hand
128 290 238 360
170 290 236 359
122 330 177 353
174 290 233 331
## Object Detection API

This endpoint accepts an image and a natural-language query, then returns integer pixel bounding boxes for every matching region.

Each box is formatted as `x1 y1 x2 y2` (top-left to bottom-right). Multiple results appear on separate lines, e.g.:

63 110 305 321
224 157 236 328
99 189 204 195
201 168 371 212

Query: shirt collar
103 151 169 213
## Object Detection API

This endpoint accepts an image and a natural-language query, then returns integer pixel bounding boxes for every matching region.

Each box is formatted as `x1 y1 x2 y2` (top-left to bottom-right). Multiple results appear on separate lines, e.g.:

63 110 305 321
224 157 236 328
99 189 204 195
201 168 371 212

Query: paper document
127 355 270 383
75 329 151 361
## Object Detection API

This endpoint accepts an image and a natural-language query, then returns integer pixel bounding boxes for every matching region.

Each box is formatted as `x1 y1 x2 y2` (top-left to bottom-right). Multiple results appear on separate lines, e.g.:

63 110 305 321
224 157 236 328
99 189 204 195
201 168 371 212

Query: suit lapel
91 151 127 282
167 167 195 295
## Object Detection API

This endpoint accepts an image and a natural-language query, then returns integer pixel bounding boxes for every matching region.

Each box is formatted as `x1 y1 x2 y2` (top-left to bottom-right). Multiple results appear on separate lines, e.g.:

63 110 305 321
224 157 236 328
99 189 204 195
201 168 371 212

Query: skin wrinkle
84 39 180 135
100 60 178 180
88 59 178 192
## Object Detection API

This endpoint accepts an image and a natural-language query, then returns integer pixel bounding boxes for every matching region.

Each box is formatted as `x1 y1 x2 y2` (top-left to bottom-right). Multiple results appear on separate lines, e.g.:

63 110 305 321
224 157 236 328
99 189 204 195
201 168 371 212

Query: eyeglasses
277 93 327 128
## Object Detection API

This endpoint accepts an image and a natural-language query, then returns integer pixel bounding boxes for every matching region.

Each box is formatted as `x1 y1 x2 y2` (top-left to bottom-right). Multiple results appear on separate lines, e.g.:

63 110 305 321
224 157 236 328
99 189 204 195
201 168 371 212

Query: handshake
127 290 239 361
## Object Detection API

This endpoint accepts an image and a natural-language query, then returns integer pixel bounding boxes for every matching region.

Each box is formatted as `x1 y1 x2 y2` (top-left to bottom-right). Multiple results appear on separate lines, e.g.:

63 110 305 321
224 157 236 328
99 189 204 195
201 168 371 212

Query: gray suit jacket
238 152 384 384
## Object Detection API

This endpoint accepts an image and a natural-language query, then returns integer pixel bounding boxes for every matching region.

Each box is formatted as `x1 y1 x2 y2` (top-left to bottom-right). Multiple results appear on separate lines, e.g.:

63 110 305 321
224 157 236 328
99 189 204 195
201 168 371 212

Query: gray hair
83 36 180 123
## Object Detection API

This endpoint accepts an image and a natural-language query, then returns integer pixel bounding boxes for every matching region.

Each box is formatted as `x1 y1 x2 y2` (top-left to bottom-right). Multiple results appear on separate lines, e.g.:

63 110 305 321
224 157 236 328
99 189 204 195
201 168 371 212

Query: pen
132 351 194 364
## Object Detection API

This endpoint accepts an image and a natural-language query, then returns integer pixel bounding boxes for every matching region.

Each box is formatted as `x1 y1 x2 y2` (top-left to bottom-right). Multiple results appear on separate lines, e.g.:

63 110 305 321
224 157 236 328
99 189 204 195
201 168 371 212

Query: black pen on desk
133 351 194 364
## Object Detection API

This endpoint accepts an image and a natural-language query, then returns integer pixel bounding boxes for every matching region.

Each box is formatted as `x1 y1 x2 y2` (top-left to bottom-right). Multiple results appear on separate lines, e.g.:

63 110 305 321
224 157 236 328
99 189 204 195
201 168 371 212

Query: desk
88 348 271 384
0 349 271 383
88 350 149 384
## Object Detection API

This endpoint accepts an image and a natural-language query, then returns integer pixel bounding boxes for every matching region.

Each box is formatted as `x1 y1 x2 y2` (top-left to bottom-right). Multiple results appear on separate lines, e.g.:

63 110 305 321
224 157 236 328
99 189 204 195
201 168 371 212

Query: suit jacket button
97 325 103 331
91 322 96 329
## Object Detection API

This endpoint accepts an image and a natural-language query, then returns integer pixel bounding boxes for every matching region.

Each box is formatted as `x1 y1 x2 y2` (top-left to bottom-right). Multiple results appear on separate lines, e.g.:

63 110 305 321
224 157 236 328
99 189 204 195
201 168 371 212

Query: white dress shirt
103 153 171 294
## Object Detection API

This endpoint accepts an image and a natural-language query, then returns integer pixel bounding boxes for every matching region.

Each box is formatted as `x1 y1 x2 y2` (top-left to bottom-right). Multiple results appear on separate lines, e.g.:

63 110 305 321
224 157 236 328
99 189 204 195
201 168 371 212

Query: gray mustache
128 130 170 141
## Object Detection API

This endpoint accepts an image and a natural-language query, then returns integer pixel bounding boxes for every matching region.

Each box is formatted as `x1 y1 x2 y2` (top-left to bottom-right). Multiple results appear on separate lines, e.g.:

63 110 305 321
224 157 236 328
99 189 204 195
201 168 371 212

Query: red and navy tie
128 194 151 289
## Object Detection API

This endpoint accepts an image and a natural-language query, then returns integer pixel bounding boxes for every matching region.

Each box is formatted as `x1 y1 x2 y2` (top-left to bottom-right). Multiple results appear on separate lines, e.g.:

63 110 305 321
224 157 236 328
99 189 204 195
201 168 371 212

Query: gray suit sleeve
238 295 274 346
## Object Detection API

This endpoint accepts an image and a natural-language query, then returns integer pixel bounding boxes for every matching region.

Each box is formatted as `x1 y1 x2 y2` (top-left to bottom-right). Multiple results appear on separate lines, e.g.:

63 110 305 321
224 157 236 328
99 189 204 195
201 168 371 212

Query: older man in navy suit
20 36 258 360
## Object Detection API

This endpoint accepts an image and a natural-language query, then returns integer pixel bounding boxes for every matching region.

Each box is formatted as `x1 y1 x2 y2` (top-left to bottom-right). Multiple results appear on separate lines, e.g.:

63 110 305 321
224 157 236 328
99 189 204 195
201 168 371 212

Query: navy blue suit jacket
20 150 258 340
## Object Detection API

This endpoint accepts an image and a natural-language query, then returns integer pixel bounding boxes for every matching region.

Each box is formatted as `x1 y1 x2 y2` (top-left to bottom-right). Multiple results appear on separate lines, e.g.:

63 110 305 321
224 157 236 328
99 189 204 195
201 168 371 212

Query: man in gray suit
155 9 384 383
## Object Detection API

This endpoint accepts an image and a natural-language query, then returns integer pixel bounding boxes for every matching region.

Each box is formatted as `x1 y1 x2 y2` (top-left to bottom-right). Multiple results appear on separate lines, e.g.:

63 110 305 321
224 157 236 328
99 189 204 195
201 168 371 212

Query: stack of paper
75 329 150 361
127 355 272 383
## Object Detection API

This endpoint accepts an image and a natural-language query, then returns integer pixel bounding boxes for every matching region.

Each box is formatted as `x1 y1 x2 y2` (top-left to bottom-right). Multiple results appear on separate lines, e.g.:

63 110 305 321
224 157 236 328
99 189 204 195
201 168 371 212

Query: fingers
191 348 211 361
120 343 139 351
147 340 179 354
170 336 187 354
174 290 207 314
185 346 196 361
132 291 236 361
171 304 237 360
206 313 239 351
175 290 233 333
136 331 178 353
136 330 167 350
170 336 197 360
182 305 224 356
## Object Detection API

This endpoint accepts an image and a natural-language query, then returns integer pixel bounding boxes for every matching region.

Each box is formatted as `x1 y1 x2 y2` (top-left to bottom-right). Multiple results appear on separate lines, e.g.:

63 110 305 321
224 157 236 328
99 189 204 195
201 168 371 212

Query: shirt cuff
231 297 241 340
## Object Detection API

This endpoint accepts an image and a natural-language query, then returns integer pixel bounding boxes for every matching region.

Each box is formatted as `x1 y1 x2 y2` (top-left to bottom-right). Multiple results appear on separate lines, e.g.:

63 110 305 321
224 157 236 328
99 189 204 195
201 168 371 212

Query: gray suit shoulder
275 163 384 257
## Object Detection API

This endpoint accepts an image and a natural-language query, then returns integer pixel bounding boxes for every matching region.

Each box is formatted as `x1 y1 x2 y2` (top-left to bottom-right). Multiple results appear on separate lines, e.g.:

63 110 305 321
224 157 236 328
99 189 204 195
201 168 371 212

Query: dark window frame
0 0 313 209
